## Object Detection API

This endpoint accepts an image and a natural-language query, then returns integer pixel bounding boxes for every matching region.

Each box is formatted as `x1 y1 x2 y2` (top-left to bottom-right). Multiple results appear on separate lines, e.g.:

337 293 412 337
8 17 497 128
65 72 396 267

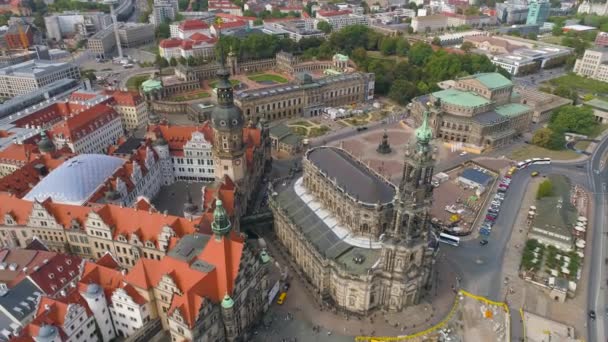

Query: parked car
485 215 496 221
531 171 539 177
480 239 489 246
480 228 491 236
589 310 596 320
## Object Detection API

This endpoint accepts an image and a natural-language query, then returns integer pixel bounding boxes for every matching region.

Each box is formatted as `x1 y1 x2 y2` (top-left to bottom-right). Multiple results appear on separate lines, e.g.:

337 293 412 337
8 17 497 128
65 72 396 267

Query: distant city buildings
595 31 608 47
526 0 550 26
151 0 179 26
496 0 529 24
0 60 80 98
88 23 155 59
411 13 497 32
315 10 369 31
574 47 608 82
44 11 112 41
578 0 608 15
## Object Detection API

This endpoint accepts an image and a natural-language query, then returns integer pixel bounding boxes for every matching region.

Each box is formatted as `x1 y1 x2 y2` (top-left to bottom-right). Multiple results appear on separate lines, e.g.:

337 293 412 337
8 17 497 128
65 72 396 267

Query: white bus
439 233 460 247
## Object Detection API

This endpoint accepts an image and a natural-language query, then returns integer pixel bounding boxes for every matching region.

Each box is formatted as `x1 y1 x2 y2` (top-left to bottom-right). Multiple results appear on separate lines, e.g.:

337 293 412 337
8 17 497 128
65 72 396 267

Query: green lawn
210 79 240 88
247 73 288 83
539 35 562 45
290 126 307 136
509 144 580 161
170 92 210 102
574 140 591 151
126 75 150 91
342 117 368 126
308 125 330 137
548 73 608 94
367 51 408 63
589 124 608 138
290 120 313 127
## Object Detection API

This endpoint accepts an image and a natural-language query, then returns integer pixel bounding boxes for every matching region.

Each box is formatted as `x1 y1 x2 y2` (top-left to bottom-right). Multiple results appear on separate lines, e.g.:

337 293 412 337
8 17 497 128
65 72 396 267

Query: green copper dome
221 293 234 309
141 79 162 93
37 132 55 153
211 200 231 237
415 110 433 145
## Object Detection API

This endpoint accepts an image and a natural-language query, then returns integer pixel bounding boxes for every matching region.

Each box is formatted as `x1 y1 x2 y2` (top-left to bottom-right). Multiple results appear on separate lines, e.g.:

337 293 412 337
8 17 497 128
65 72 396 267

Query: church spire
211 200 232 239
415 110 433 150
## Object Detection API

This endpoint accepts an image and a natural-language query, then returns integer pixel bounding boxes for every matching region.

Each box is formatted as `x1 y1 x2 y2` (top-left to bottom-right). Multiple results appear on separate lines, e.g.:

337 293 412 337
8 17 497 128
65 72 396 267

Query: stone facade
269 114 437 315
235 72 375 123
411 73 532 152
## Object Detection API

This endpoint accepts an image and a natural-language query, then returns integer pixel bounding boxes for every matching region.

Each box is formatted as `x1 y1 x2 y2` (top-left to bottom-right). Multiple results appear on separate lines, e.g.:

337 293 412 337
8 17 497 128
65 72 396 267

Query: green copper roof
472 73 512 90
211 200 231 237
141 79 162 92
495 103 531 118
415 110 433 144
260 250 271 264
334 53 349 62
221 293 234 309
585 98 608 112
433 89 490 108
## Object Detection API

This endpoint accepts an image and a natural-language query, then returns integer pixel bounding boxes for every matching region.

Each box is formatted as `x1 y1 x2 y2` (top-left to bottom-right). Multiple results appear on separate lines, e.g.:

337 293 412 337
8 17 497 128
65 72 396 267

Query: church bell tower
211 37 246 183
393 110 435 242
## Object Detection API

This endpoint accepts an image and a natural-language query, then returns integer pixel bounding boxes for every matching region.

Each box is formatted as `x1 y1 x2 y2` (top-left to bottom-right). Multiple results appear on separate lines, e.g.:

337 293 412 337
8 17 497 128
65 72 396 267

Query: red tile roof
105 90 144 107
79 258 147 306
317 9 351 17
179 19 209 31
147 123 214 157
28 254 82 296
212 20 247 29
0 248 56 288
160 38 183 49
126 232 244 327
48 103 119 143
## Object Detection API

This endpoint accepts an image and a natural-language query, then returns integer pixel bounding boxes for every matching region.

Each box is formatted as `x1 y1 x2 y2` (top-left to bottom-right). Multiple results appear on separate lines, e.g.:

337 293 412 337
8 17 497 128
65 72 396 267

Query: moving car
531 171 539 177
480 239 488 246
277 292 287 305
589 310 596 320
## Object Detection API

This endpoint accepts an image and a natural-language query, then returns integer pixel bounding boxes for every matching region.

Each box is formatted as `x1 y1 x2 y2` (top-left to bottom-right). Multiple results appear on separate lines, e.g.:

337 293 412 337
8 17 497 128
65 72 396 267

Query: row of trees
532 105 597 150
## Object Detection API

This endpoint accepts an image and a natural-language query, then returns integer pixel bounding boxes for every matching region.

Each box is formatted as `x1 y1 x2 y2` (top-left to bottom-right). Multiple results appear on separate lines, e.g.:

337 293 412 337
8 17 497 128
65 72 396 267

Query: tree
178 56 187 65
549 105 597 135
407 42 433 66
156 23 170 39
379 37 397 55
395 39 410 56
460 41 474 53
527 32 537 40
388 79 418 105
155 55 169 68
431 37 441 46
178 0 189 10
553 85 578 102
317 21 332 34
532 127 554 147
81 69 97 81
253 18 263 26
536 179 554 199
495 66 512 80
169 57 177 66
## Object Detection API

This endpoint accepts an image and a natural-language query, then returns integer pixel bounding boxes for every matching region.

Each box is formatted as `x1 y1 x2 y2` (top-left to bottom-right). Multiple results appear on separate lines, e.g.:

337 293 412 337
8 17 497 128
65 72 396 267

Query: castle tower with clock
211 55 247 183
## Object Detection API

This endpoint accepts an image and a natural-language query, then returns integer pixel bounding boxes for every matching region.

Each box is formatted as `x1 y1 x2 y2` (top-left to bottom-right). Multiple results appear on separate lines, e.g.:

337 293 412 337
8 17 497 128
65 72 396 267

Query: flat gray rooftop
274 181 380 275
307 146 395 204
167 233 211 262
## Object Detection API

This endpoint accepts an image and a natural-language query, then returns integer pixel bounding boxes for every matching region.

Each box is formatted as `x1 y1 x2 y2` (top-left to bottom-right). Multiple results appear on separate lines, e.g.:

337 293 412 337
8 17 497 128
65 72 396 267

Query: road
511 67 567 89
587 135 608 342
117 67 158 88
440 134 608 342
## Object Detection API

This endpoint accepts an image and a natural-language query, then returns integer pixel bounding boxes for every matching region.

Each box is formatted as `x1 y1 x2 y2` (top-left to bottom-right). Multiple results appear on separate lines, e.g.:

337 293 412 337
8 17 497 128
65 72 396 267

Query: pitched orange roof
105 90 143 107
28 254 82 296
147 123 214 157
96 252 120 269
0 193 33 225
48 103 119 143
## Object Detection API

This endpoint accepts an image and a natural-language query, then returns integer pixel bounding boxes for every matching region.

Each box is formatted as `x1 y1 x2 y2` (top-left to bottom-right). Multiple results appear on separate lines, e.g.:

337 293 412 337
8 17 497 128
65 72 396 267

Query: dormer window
48 273 54 279
57 266 63 272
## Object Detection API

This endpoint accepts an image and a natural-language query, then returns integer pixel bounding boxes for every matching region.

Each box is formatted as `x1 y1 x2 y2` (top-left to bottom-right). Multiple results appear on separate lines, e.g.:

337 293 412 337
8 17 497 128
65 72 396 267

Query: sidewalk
259 230 457 339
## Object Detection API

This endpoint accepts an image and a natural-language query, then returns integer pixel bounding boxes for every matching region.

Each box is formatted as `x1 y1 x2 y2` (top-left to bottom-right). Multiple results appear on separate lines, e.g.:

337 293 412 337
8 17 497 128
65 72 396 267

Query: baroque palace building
410 72 532 152
269 112 437 314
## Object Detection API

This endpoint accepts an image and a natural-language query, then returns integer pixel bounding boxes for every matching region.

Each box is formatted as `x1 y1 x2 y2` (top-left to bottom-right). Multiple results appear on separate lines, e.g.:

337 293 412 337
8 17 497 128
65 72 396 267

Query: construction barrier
355 290 510 342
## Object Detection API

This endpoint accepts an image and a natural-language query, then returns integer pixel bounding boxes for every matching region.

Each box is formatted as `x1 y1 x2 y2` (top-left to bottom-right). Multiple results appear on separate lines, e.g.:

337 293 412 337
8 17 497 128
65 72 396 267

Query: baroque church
270 111 438 314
